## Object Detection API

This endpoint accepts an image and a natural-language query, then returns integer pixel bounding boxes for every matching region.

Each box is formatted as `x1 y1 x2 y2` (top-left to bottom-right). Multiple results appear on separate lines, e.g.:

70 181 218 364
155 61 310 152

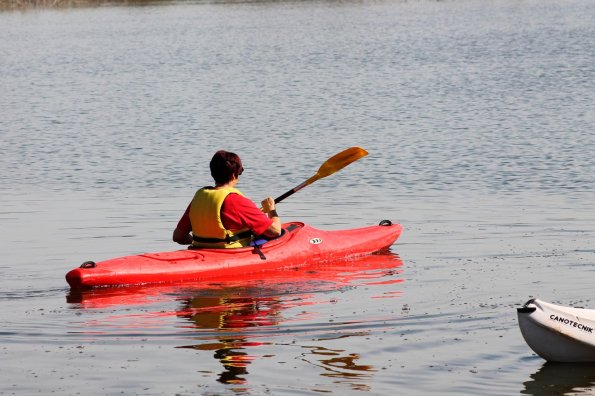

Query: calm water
1 0 594 394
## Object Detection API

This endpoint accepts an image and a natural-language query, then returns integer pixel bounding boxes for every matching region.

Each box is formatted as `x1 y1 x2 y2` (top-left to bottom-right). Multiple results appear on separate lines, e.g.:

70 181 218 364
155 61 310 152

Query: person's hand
261 197 275 213
261 197 281 237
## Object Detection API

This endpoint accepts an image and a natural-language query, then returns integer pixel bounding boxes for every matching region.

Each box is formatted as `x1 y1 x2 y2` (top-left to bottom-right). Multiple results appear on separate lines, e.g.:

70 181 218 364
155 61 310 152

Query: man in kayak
173 150 282 248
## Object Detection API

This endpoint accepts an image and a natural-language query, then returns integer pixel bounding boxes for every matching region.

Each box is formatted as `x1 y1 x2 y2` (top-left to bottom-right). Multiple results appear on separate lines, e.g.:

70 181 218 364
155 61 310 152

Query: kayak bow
517 298 595 362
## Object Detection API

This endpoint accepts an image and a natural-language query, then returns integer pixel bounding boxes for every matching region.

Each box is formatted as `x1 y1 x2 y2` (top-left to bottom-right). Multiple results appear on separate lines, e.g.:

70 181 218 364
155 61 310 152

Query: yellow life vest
189 187 252 249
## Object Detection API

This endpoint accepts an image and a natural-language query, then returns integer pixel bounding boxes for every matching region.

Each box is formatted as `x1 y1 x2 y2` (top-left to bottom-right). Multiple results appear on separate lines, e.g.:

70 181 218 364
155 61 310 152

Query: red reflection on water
67 252 403 385
175 252 403 385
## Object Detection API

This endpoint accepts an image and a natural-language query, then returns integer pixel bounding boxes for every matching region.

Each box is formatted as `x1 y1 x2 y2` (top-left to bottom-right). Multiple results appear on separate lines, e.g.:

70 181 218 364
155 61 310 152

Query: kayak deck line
66 220 402 290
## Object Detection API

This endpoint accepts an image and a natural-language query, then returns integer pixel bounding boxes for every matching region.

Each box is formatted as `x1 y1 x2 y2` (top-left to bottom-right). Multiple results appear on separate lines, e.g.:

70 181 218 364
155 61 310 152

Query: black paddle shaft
274 183 306 204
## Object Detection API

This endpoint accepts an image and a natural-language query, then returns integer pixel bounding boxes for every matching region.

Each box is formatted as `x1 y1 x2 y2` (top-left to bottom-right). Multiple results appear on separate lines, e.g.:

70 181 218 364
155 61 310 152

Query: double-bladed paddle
274 146 369 204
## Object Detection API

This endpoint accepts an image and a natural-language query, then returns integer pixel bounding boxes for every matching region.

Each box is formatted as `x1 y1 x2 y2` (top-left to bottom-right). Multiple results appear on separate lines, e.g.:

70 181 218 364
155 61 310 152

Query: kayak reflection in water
176 288 380 388
172 150 282 248
522 362 595 395
177 291 282 384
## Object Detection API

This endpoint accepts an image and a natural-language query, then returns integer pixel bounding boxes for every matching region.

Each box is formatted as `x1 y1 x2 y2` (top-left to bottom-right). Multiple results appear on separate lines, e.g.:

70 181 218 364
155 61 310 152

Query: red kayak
66 220 402 289
66 252 404 308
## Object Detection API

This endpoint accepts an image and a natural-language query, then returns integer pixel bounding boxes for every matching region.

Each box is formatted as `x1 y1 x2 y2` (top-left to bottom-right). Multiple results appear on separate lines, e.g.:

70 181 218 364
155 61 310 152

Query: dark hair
210 150 244 185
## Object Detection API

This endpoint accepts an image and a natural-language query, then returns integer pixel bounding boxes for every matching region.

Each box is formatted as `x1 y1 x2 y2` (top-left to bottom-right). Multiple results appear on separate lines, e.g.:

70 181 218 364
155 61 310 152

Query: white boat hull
517 298 595 363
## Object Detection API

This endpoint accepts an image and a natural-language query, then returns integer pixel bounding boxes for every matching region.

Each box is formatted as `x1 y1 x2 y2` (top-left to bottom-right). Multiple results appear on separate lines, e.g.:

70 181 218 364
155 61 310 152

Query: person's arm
260 197 282 238
221 194 281 238
173 203 193 245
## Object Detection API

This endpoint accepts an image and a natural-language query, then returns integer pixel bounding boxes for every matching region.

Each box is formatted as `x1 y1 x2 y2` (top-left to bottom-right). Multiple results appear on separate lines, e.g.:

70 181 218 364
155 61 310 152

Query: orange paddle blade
274 147 368 204
309 146 369 184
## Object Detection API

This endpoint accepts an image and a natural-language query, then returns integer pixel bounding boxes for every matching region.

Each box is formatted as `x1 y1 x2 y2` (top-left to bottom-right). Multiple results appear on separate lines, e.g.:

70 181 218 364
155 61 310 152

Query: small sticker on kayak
309 238 323 245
